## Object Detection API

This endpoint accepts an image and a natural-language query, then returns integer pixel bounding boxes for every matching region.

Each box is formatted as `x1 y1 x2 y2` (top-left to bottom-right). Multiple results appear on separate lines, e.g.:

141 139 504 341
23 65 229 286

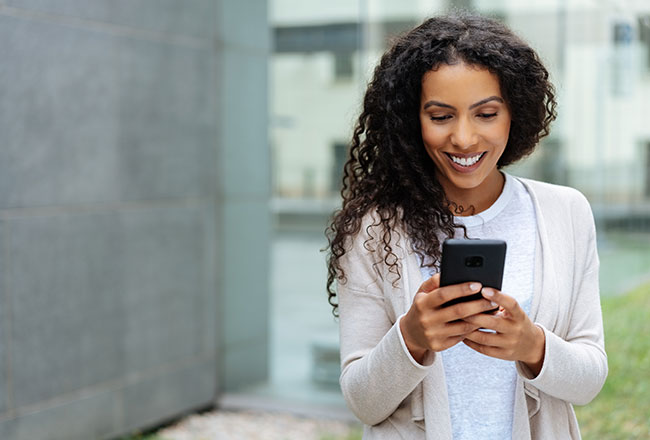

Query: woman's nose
450 117 478 149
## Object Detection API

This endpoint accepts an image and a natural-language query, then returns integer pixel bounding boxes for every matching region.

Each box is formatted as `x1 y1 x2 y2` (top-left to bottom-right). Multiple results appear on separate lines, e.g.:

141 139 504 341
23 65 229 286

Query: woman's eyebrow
469 96 504 109
423 100 454 110
422 96 504 110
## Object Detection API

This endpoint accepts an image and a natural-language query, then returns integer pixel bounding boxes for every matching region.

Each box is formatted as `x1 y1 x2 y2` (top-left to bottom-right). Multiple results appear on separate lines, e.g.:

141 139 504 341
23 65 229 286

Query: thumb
418 273 440 293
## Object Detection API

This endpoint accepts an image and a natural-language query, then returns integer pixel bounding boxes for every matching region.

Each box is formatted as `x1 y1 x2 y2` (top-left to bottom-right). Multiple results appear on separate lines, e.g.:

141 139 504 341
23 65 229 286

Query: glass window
240 0 650 418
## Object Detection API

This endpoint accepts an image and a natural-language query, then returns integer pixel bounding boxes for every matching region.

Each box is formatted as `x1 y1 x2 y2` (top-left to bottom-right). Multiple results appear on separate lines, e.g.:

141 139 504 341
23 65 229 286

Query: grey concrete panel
0 389 120 440
219 49 270 198
5 0 218 40
218 0 269 51
0 17 120 209
121 359 216 433
8 213 126 408
116 37 218 201
119 206 212 372
220 199 270 347
0 16 218 209
0 221 8 415
221 341 268 392
8 205 217 407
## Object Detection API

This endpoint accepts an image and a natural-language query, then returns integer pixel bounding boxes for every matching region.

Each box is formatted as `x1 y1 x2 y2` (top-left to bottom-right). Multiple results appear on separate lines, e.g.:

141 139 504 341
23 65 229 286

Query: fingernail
491 301 498 308
470 283 481 291
482 288 494 297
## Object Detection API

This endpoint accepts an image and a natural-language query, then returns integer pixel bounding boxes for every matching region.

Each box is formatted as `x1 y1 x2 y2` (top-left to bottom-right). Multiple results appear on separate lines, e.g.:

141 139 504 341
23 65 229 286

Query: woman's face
419 62 511 197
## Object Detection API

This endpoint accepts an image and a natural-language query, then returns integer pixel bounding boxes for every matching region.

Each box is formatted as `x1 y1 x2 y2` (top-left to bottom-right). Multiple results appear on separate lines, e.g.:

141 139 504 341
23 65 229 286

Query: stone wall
0 1 269 438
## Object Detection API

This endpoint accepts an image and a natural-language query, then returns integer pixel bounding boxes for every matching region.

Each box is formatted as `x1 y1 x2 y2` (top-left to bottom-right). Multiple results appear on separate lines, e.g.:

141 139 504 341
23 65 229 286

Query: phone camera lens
465 256 483 267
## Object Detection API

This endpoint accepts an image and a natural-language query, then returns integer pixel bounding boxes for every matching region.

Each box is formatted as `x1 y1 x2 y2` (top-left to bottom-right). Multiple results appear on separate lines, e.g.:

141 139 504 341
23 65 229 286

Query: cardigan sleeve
337 218 433 426
517 191 607 405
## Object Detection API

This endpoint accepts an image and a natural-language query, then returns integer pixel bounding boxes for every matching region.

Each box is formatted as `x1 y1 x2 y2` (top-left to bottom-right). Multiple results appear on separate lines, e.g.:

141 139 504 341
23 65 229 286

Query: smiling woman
419 64 511 215
326 12 607 440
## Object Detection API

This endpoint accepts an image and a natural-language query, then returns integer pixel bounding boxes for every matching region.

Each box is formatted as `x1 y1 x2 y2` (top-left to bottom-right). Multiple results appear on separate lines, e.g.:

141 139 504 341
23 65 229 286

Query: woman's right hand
399 273 497 364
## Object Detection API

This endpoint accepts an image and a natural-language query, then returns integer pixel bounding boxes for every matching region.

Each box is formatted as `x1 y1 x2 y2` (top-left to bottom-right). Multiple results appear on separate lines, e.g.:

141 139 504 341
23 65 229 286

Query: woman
326 13 607 440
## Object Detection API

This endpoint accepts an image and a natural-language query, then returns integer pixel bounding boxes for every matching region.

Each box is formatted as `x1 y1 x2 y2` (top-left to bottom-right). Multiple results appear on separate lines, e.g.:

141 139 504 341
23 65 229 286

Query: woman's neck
441 171 505 217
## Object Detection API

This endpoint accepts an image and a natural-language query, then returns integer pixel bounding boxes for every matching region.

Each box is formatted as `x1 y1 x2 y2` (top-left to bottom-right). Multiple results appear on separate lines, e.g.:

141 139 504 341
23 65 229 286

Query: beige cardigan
337 177 608 439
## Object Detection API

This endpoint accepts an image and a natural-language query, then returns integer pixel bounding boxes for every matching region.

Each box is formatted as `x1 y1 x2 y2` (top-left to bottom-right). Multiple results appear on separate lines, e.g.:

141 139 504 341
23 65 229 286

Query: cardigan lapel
519 178 566 420
521 178 561 331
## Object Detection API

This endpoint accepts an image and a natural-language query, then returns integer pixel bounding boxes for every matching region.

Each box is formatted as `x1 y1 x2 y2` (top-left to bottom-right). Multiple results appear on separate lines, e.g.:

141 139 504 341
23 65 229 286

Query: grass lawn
574 282 650 439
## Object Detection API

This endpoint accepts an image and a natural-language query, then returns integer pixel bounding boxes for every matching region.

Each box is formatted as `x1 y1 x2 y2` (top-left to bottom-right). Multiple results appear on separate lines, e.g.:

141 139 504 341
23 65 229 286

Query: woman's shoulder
515 176 583 198
514 176 596 240
341 207 410 265
514 176 592 212
353 207 408 243
337 207 409 288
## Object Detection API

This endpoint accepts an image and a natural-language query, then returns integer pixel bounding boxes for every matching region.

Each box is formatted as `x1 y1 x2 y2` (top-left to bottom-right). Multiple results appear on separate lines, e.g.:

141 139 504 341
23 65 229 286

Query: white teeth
450 153 483 167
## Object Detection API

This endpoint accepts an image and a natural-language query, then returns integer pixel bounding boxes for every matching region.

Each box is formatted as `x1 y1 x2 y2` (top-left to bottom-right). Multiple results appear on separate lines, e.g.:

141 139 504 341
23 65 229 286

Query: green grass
118 435 164 440
575 283 650 439
319 425 363 440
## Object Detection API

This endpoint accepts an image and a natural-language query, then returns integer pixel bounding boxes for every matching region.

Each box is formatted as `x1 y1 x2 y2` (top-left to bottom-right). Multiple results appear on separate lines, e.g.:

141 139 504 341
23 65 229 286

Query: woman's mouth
444 152 486 172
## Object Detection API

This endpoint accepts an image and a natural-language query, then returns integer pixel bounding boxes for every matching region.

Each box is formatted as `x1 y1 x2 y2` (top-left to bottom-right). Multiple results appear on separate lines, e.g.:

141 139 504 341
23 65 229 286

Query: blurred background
0 0 648 439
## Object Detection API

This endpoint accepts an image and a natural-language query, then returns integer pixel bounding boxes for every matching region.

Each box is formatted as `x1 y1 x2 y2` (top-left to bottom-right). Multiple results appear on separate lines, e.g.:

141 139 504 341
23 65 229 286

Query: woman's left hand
462 288 546 376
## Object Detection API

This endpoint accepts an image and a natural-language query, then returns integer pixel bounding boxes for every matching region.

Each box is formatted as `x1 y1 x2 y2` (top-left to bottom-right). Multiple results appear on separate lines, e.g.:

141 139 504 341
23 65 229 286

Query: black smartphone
439 238 506 313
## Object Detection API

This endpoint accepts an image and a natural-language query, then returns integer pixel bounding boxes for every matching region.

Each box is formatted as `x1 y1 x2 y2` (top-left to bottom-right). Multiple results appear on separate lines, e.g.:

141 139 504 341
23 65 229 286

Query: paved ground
156 409 360 440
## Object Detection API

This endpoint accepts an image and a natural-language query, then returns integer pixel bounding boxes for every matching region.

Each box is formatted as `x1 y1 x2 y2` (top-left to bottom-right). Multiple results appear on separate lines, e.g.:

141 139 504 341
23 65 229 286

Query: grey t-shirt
419 173 537 439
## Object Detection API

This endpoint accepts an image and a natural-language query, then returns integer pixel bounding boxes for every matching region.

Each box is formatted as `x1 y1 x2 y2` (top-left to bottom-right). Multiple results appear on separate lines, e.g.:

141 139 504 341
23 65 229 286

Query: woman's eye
430 115 451 121
478 112 497 119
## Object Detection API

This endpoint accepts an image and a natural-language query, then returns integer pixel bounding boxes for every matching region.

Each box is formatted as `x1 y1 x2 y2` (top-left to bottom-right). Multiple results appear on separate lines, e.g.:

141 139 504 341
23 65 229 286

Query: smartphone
439 238 506 313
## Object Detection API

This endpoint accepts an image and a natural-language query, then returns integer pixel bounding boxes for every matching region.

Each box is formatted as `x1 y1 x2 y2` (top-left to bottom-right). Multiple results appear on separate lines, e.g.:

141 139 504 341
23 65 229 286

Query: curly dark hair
326 13 557 315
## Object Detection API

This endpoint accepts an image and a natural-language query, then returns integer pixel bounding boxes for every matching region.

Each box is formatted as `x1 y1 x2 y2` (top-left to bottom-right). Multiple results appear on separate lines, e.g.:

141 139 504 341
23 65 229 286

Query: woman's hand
462 288 546 376
399 274 499 364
